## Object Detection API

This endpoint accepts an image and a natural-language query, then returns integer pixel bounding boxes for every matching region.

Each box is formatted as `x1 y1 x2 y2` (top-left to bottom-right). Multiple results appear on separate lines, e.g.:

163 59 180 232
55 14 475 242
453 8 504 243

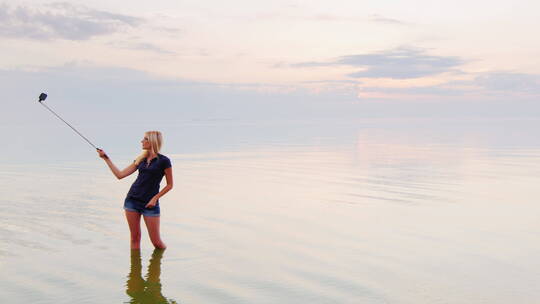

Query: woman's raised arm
97 149 138 180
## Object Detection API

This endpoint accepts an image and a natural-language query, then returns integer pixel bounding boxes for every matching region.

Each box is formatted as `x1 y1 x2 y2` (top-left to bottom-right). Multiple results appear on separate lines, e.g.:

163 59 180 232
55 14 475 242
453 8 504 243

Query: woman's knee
148 233 165 248
148 234 162 245
152 241 166 249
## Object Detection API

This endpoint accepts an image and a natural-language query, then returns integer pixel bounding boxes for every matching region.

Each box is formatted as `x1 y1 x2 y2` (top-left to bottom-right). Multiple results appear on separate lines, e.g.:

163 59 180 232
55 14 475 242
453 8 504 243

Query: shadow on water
126 249 179 304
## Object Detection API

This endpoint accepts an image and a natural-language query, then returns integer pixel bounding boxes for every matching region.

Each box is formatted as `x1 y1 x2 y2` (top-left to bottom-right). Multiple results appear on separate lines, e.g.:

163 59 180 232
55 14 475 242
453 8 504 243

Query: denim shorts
123 197 160 217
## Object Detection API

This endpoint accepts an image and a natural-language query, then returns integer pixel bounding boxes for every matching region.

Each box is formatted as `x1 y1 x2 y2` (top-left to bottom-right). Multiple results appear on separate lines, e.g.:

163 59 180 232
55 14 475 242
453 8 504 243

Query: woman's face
141 135 151 150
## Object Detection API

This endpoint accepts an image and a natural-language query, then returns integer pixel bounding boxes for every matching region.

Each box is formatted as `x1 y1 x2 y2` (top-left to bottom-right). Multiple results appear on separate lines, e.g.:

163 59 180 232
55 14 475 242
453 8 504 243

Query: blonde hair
134 131 163 165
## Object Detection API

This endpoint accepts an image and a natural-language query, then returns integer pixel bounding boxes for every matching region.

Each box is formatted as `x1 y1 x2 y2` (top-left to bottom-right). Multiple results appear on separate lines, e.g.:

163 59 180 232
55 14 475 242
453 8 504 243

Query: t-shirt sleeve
161 157 172 170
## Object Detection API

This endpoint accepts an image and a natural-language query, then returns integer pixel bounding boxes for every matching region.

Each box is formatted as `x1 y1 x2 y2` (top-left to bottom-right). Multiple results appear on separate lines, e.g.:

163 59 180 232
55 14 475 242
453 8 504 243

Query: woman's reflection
126 249 178 304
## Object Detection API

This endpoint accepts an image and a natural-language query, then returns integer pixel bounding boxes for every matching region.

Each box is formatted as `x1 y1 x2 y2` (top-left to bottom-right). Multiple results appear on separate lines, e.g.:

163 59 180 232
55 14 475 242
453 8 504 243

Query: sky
1 0 540 123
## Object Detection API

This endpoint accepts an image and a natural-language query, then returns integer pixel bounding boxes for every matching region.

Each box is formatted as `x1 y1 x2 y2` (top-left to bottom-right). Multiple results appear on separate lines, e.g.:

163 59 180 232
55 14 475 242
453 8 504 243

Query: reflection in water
126 249 178 304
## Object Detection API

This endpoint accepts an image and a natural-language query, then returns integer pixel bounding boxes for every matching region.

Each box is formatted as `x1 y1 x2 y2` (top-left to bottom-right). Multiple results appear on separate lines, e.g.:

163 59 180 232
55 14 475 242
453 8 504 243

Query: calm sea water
1 118 540 303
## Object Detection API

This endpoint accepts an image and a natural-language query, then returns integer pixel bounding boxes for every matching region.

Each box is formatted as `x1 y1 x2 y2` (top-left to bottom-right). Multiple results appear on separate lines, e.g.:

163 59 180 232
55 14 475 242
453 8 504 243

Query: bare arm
156 167 174 198
145 167 173 208
97 149 137 180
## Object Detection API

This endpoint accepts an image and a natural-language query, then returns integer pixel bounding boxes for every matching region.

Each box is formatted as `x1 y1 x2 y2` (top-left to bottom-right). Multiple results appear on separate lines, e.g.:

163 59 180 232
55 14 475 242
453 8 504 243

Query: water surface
1 118 540 303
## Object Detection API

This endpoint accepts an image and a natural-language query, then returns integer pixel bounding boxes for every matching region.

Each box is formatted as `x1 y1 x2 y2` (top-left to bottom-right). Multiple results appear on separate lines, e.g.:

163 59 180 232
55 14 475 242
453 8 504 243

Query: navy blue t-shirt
127 154 172 204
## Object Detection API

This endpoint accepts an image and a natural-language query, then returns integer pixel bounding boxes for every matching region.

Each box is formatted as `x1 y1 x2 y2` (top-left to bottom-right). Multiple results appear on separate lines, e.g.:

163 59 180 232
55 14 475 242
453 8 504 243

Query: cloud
474 72 540 93
291 47 465 79
360 84 470 97
107 41 175 55
152 26 182 35
0 2 143 40
2 63 539 134
355 71 540 104
0 63 362 127
368 14 409 25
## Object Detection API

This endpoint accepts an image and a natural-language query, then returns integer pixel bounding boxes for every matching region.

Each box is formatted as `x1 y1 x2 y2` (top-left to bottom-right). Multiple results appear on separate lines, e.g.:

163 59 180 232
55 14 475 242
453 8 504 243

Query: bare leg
125 210 142 250
143 216 167 249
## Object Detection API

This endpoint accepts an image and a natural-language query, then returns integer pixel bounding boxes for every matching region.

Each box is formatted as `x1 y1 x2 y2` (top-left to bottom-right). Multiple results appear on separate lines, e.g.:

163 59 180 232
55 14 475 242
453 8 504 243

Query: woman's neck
147 151 158 159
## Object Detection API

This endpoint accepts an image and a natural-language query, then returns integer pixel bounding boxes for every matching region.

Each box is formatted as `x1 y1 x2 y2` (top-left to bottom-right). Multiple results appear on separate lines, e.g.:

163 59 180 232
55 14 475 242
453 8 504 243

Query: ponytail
133 150 148 166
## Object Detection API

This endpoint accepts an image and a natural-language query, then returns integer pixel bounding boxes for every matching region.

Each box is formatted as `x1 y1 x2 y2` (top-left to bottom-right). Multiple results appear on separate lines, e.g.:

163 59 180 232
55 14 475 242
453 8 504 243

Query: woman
97 131 173 250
